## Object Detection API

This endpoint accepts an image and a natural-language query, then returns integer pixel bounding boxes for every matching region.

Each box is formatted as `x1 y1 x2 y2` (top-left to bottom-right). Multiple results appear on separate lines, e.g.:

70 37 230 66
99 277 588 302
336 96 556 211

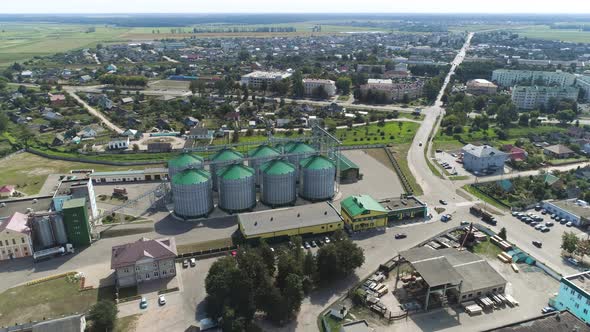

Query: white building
108 137 130 150
461 144 508 174
466 79 498 95
511 85 579 110
542 199 590 227
303 79 336 97
576 75 590 101
360 80 424 102
0 212 33 261
240 71 292 89
491 69 576 87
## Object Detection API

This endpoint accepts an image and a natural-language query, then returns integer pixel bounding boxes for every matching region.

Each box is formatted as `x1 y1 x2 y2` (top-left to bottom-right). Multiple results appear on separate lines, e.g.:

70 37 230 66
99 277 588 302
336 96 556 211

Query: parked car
550 214 556 219
566 222 573 227
419 141 423 146
541 226 550 232
533 240 543 248
140 297 148 309
534 224 544 230
545 222 554 227
567 257 580 266
304 242 311 249
460 220 470 226
542 306 557 314
560 219 568 225
324 236 331 244
395 233 407 239
158 295 166 305
534 205 542 211
190 258 196 267
311 241 317 248
541 210 548 215
511 211 519 216
182 259 189 268
439 200 448 205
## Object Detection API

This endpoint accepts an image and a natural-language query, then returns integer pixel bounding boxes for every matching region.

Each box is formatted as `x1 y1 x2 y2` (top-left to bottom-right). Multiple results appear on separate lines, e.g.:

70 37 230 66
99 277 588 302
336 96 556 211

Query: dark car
395 233 407 239
533 240 543 248
439 200 448 205
542 306 557 314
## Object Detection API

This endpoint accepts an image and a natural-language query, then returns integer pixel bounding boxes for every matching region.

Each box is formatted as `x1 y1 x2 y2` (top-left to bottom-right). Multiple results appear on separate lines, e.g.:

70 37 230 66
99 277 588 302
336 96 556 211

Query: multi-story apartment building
576 75 590 102
553 271 590 324
492 69 576 87
111 237 177 287
359 79 424 102
240 71 292 89
302 79 336 97
466 79 498 95
0 212 33 260
511 85 579 110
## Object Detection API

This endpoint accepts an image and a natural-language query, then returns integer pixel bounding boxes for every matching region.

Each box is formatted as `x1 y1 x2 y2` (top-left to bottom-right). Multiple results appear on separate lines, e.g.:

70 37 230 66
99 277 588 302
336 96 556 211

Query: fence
384 148 414 195
469 184 512 210
337 144 386 150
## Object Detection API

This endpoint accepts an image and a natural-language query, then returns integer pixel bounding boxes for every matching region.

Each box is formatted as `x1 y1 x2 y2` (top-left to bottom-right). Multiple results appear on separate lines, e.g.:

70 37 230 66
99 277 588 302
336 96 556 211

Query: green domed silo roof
300 155 335 170
172 168 211 185
168 153 203 168
212 148 243 162
261 159 296 175
218 164 255 180
288 142 316 154
249 145 280 158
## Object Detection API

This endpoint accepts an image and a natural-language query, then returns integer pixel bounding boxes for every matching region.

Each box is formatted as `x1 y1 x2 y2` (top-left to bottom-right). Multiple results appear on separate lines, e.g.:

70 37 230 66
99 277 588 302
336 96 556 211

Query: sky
3 0 590 14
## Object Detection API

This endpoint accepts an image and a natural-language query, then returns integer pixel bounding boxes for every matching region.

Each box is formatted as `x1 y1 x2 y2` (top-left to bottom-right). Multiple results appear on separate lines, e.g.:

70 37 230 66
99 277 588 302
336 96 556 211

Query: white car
158 295 166 305
190 258 196 267
566 222 573 227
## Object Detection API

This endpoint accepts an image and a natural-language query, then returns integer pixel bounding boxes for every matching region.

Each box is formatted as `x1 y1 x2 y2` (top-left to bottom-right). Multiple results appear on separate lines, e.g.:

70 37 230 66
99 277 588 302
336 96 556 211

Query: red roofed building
49 93 66 106
0 212 33 260
0 185 15 198
501 145 528 162
111 237 177 287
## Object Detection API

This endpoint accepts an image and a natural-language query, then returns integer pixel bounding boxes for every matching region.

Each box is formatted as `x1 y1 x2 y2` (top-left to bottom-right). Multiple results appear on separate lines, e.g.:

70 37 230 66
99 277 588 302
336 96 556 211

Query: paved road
63 86 124 134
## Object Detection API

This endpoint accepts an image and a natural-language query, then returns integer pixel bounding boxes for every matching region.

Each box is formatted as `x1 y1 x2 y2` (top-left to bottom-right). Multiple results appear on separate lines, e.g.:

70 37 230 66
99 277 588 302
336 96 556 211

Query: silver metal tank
260 159 297 207
34 217 55 249
248 145 281 186
168 153 204 179
210 148 244 191
51 215 68 245
284 142 316 181
299 155 336 201
217 164 256 213
172 169 213 219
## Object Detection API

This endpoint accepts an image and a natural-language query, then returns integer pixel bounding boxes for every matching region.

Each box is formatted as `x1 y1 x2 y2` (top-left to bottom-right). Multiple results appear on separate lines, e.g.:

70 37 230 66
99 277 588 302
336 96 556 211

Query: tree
16 124 34 148
291 71 304 98
88 300 118 331
556 109 576 125
498 227 507 240
132 144 139 151
283 274 304 317
576 239 590 262
562 231 579 254
316 238 364 283
258 240 276 275
0 113 8 133
336 77 352 95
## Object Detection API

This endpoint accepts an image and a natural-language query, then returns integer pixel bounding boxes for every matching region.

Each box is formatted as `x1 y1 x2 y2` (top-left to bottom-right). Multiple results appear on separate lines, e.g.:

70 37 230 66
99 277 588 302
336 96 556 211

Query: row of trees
99 74 148 87
205 232 364 329
562 231 590 262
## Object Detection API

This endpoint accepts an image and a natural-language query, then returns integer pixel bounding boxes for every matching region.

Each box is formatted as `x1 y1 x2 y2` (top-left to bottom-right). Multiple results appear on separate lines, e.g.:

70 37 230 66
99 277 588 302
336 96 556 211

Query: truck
112 187 128 200
33 244 75 261
470 206 497 225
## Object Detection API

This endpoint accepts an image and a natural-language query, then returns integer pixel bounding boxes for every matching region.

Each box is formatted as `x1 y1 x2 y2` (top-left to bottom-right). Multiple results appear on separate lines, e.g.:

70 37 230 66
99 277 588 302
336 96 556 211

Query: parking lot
434 151 469 177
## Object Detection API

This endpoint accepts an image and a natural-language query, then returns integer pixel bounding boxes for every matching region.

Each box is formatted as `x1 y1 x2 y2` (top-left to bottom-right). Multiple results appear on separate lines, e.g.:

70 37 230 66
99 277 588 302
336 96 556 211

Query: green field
508 25 590 43
336 121 419 146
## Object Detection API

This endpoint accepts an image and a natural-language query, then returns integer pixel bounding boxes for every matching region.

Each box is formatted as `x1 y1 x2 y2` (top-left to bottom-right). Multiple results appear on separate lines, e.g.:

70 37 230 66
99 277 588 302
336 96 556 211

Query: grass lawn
0 152 151 195
0 276 114 326
449 175 470 181
508 25 590 43
462 184 509 211
336 121 419 146
472 238 504 258
548 157 589 165
385 144 424 196
177 237 234 254
115 314 141 332
99 226 154 239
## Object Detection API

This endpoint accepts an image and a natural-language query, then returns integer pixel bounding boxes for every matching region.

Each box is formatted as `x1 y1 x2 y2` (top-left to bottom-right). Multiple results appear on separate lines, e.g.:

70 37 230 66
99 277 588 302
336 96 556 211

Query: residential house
49 93 66 106
183 116 200 127
20 70 33 78
0 212 33 260
121 97 134 104
111 237 177 287
544 144 575 159
106 64 118 72
568 127 587 139
542 173 564 189
52 134 65 146
324 102 344 113
466 79 498 95
108 138 130 150
98 95 114 110
121 129 142 140
78 127 97 138
575 139 590 155
42 110 63 121
0 185 15 198
187 127 213 140
501 144 528 162
224 112 240 122
157 119 172 130
461 144 508 174
79 75 92 83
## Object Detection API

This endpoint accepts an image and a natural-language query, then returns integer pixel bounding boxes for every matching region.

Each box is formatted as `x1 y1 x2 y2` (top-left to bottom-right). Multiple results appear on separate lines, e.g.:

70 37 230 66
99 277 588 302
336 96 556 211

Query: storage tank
172 169 213 219
217 164 256 213
260 159 297 207
285 142 316 180
299 155 336 201
210 148 244 191
51 215 68 245
168 153 204 179
248 145 281 186
34 217 54 249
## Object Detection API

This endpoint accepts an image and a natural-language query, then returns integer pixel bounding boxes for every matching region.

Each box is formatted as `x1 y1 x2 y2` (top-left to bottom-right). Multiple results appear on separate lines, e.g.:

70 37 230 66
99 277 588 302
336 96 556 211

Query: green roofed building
341 194 388 231
62 197 91 247
335 154 360 183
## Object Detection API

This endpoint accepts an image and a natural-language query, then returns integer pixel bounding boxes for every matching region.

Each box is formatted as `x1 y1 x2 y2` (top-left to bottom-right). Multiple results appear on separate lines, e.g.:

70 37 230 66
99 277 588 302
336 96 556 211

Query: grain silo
172 169 213 219
168 153 204 179
260 159 297 207
51 215 68 245
34 217 54 249
217 164 256 213
210 148 244 191
285 142 316 180
299 155 336 201
248 144 281 186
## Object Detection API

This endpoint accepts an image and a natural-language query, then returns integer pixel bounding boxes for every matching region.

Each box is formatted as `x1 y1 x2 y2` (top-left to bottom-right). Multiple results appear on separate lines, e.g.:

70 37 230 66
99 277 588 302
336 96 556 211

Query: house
543 144 575 159
78 127 97 138
52 134 65 146
501 145 528 162
0 185 15 198
575 139 590 154
224 111 240 122
542 173 564 189
187 127 213 140
20 70 33 78
98 95 114 110
157 119 172 130
79 75 92 83
276 118 291 128
568 126 587 139
461 144 508 174
324 102 344 113
0 212 33 260
108 138 130 150
329 305 349 320
111 237 177 287
121 129 142 140
49 93 66 106
106 64 118 72
466 79 498 95
183 116 200 127
42 110 63 121
121 97 134 104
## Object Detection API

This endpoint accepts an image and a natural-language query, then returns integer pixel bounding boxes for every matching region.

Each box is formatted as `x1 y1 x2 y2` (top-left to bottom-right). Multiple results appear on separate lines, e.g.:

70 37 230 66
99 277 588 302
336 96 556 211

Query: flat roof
379 196 425 211
90 168 168 177
565 271 590 296
400 247 506 292
55 179 90 196
482 310 590 332
549 199 590 219
0 196 53 220
239 203 341 237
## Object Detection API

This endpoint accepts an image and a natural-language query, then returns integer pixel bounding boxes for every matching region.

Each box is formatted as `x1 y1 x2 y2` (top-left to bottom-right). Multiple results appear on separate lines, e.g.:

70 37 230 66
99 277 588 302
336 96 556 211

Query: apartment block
511 85 579 110
240 71 292 89
303 79 336 97
492 69 576 87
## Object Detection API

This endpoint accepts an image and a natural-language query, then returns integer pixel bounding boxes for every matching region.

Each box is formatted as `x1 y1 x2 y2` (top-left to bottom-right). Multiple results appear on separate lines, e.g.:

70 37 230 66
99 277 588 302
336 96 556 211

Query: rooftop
172 169 211 185
0 196 53 220
341 195 387 218
547 199 590 219
90 168 168 177
32 313 85 332
248 144 280 158
111 237 177 269
218 163 255 180
566 271 590 295
340 320 372 332
239 203 341 237
0 212 30 234
55 179 91 196
462 144 507 158
336 154 359 171
260 159 296 175
544 144 574 155
300 155 335 170
379 196 425 211
400 247 506 292
482 310 590 332
211 148 243 162
62 197 86 210
242 71 292 79
168 153 204 168
303 78 335 84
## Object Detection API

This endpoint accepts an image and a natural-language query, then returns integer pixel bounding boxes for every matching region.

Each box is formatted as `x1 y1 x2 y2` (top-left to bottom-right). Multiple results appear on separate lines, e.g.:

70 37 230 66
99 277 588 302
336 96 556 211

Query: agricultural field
508 25 590 43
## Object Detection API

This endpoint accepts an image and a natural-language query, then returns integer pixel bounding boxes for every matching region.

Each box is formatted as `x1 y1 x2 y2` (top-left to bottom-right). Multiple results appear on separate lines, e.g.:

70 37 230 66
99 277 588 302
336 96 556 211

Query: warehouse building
238 203 343 242
482 310 590 332
551 271 590 325
335 154 360 183
396 247 507 310
542 199 590 227
90 168 169 184
341 195 388 231
379 196 428 222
